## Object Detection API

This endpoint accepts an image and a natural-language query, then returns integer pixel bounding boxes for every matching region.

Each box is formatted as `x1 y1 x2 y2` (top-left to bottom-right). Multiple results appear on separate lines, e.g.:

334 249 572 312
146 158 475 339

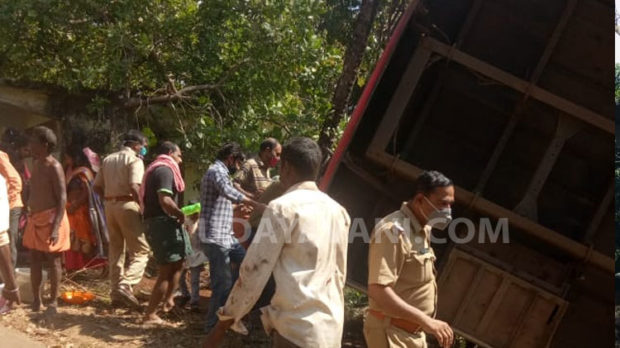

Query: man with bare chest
22 126 70 314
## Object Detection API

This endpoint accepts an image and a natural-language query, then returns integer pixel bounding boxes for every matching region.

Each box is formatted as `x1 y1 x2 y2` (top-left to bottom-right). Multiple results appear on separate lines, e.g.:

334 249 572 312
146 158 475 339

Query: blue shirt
199 160 245 248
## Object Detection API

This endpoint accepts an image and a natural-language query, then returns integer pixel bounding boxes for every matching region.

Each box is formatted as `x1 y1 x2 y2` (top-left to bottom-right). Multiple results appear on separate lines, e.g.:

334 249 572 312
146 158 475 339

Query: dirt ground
1 267 368 348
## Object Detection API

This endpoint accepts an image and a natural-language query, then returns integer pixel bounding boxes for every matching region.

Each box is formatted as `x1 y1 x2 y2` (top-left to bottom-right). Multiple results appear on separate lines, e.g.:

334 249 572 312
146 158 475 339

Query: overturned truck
320 0 614 347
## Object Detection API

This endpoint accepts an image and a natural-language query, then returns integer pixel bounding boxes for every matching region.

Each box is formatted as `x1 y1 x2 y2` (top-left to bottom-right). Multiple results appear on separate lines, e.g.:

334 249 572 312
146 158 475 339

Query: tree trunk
318 0 380 158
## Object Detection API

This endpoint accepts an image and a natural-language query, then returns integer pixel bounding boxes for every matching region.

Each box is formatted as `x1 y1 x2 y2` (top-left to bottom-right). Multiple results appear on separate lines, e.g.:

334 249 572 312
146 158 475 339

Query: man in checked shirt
203 137 351 348
199 142 264 332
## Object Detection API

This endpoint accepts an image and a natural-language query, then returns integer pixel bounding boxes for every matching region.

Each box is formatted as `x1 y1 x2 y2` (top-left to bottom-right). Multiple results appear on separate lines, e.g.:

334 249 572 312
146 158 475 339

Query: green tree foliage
0 0 409 168
0 0 345 164
317 0 408 154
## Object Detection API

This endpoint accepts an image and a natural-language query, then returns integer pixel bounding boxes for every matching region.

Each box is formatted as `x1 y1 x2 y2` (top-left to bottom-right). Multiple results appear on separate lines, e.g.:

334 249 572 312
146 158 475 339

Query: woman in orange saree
63 147 107 272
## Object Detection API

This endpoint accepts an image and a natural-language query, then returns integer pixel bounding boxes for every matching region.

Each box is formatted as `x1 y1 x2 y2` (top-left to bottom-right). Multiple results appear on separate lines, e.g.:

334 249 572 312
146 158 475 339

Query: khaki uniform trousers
364 311 427 348
105 201 150 290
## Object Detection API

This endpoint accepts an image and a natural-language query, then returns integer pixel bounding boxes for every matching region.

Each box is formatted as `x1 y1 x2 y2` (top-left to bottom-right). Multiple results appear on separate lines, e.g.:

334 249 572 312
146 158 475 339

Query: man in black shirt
141 141 189 325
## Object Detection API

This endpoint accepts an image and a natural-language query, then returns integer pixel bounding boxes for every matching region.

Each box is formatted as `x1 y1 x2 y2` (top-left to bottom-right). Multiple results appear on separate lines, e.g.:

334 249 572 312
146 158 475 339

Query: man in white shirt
0 174 21 311
203 137 351 348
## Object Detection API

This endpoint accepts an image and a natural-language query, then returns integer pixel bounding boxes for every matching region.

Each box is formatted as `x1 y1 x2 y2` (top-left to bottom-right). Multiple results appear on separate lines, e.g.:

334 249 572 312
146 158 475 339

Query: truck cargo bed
321 1 614 347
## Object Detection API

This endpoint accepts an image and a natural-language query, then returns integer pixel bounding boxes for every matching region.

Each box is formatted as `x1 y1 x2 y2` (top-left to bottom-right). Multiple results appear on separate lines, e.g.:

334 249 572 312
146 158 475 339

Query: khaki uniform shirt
218 181 351 347
367 202 438 318
94 147 144 197
233 157 271 195
248 180 287 229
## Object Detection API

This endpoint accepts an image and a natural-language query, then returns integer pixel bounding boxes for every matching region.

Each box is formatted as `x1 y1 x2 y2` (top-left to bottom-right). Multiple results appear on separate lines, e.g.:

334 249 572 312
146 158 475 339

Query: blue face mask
139 147 148 157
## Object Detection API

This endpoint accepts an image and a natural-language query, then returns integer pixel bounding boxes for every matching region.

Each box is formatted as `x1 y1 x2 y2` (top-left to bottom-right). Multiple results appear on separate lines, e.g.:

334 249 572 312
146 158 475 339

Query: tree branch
122 59 249 109
122 83 221 108
266 117 292 136
318 0 380 155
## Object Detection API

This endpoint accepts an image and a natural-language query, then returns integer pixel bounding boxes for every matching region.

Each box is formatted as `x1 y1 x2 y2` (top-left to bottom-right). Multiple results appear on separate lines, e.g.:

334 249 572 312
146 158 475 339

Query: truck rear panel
321 1 614 347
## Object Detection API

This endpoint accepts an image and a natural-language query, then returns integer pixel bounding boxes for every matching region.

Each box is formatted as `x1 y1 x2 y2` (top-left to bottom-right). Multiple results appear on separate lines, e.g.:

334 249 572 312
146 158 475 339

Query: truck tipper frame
319 1 613 347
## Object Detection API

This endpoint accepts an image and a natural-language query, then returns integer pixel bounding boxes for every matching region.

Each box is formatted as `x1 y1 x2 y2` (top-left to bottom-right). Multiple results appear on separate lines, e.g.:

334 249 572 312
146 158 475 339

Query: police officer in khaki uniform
94 130 150 308
365 171 455 348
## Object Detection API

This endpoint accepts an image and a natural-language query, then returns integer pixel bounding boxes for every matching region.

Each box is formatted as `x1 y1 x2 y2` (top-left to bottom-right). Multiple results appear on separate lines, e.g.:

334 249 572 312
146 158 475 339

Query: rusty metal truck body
320 1 613 347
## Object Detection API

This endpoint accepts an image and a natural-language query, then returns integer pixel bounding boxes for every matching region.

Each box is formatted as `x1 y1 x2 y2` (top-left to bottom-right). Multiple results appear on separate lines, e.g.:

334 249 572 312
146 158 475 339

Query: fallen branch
123 59 249 109
123 83 220 108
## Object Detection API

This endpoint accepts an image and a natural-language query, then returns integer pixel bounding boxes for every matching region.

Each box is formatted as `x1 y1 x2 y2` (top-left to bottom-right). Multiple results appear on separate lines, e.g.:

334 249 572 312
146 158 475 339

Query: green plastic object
181 202 201 216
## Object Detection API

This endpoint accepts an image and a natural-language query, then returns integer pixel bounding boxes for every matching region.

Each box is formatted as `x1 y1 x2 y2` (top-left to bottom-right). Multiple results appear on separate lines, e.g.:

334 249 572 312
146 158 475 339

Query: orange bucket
60 290 95 305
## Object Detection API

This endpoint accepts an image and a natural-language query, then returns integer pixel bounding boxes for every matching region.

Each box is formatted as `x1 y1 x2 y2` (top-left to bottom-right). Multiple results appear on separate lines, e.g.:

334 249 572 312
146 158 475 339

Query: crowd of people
0 125 457 348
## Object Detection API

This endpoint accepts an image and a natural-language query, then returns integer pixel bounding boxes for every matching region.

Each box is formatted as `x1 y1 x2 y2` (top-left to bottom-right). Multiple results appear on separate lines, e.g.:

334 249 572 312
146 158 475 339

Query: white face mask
421 196 452 231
